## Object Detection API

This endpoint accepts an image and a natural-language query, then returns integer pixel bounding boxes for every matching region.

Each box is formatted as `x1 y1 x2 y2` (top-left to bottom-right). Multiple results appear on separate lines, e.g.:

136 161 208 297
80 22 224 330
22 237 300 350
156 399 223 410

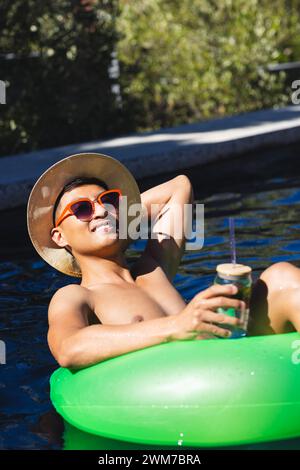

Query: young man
27 152 300 369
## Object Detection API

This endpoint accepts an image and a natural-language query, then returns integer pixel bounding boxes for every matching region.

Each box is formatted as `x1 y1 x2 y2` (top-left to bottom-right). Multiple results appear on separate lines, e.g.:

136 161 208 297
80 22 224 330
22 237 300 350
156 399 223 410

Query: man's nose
93 201 108 218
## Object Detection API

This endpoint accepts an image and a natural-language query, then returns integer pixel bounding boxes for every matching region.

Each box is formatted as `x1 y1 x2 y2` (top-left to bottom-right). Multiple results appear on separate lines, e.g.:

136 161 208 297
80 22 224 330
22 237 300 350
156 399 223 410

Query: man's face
51 184 120 257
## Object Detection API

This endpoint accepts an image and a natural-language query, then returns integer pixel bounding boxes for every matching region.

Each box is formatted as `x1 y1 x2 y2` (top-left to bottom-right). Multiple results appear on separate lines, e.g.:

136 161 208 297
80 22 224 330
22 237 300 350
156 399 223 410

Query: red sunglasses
55 189 122 227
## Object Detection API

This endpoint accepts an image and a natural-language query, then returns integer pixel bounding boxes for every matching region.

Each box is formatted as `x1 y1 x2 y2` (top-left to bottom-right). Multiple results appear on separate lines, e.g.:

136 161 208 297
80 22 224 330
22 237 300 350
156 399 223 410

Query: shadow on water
1 143 300 449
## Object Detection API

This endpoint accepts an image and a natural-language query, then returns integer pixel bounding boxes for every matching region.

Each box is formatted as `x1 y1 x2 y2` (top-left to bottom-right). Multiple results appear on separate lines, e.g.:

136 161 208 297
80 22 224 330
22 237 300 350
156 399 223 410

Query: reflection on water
64 421 187 450
1 177 300 449
63 421 300 451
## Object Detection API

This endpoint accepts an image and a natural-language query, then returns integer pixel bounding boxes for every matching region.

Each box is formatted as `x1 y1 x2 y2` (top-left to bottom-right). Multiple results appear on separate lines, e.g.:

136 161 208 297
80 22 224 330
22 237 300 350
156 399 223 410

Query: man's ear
51 227 70 249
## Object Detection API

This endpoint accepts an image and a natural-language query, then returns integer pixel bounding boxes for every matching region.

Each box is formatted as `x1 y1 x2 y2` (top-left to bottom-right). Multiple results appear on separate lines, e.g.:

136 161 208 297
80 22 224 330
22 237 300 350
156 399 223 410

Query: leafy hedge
1 0 300 156
117 0 300 131
0 0 120 155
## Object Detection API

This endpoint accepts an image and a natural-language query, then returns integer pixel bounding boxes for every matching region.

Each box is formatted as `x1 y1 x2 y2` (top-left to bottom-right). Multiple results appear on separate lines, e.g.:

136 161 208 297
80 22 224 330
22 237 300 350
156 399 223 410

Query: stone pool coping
1 105 300 210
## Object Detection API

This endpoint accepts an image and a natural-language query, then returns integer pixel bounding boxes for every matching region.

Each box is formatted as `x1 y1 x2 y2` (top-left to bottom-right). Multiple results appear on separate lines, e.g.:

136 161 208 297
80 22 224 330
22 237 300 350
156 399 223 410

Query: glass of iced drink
214 263 252 338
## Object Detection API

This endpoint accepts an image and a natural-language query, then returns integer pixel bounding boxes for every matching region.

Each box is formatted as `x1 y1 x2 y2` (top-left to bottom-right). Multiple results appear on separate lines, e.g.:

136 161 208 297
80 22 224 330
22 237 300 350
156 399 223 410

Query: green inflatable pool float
50 332 300 447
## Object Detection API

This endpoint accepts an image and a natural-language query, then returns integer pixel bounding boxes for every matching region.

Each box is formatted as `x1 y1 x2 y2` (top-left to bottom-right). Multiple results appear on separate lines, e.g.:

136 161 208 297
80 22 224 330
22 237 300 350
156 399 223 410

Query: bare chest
88 283 168 325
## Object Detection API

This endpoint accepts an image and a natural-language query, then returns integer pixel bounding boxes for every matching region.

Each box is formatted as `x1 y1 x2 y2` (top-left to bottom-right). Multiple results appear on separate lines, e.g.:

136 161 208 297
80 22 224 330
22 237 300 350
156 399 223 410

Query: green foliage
1 0 300 155
117 0 300 131
0 0 120 155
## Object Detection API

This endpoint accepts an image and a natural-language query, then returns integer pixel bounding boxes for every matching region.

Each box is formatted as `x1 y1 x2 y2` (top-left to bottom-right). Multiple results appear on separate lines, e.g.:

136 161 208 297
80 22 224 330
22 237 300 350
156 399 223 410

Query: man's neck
78 252 134 288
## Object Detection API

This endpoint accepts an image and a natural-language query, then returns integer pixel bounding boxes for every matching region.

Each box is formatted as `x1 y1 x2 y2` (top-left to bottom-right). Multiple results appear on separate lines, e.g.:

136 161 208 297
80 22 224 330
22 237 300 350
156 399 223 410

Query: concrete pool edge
1 105 300 210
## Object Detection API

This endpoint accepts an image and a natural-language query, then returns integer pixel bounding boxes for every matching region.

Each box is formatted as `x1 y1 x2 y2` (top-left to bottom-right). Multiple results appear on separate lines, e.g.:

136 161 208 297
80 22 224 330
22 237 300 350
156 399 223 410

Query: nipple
132 315 144 323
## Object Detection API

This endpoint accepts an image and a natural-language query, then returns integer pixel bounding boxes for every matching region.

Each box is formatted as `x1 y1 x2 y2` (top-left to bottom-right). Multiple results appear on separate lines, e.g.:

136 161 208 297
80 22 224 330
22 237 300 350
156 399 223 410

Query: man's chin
96 232 120 248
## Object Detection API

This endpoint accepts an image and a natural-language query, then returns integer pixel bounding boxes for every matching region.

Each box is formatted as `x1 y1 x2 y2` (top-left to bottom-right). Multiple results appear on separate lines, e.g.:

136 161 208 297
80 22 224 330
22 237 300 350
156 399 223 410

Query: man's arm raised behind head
141 175 194 281
47 285 180 369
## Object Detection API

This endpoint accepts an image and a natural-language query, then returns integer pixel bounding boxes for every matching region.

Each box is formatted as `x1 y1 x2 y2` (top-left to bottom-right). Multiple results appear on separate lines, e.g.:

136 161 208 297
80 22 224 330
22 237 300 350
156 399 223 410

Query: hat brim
27 153 141 277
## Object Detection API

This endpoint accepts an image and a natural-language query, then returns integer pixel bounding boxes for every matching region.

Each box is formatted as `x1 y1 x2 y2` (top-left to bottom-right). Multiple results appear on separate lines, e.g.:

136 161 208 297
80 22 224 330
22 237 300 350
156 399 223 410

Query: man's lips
90 220 116 232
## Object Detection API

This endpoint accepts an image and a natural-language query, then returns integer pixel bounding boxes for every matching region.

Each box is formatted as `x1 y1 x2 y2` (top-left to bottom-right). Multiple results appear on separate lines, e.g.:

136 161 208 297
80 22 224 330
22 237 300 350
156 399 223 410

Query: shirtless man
27 153 300 369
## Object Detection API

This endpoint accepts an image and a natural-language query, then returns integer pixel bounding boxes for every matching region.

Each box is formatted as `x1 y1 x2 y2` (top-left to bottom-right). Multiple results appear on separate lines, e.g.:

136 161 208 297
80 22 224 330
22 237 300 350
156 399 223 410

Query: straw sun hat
27 153 141 277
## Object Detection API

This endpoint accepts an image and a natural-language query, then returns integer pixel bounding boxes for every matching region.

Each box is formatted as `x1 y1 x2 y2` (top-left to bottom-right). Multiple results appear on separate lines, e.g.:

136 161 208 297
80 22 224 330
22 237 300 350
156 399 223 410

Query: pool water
1 170 300 449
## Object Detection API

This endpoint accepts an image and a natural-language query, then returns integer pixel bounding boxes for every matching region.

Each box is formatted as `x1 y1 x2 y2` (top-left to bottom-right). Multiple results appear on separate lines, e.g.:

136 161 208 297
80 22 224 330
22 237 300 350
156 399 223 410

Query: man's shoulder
49 283 90 311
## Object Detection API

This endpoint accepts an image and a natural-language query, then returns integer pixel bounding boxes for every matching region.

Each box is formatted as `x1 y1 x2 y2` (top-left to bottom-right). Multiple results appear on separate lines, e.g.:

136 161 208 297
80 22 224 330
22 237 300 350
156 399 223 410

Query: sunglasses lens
100 191 120 210
71 201 93 221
